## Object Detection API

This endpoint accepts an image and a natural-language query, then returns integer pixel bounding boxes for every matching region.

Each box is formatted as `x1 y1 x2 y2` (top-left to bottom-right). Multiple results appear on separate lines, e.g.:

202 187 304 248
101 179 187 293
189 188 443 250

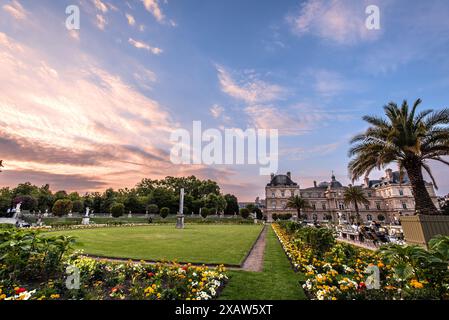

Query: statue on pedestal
82 207 90 225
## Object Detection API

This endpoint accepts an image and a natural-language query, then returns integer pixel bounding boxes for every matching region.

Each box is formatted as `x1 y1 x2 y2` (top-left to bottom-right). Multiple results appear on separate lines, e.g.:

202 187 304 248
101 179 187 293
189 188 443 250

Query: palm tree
348 99 449 215
286 195 310 222
0 160 3 172
343 185 369 223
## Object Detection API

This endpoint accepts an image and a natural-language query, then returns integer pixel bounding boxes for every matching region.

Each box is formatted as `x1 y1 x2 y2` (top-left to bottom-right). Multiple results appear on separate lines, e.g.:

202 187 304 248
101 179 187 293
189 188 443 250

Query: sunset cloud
126 13 136 26
0 31 174 191
142 0 165 22
2 0 27 20
287 0 381 45
216 65 285 104
129 38 163 55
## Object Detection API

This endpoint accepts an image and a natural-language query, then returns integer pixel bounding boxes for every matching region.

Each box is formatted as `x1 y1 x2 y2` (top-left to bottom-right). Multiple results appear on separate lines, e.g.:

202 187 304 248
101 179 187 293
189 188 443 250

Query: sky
0 0 449 201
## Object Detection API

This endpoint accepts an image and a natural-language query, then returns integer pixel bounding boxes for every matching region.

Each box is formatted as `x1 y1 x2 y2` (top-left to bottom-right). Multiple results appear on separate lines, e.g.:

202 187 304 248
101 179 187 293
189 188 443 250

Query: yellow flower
410 279 424 289
50 294 60 299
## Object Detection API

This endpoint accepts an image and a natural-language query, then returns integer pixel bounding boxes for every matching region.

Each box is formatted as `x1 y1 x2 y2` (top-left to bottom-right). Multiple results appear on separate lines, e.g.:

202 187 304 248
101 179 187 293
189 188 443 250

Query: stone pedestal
176 214 185 229
82 217 90 225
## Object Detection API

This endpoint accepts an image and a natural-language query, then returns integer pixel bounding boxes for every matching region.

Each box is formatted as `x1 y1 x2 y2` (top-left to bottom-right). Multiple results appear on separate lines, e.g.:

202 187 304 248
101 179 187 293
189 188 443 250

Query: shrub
278 213 292 221
72 200 84 213
296 227 336 257
0 229 74 282
160 207 170 219
147 204 159 215
240 208 250 219
110 203 125 218
284 221 302 234
255 208 263 220
272 213 278 221
52 199 73 217
200 208 209 219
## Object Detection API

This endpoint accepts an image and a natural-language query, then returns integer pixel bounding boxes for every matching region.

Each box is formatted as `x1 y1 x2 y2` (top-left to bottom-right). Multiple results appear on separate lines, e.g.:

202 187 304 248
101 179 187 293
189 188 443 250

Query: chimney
314 181 317 188
287 172 291 179
271 173 275 180
364 175 370 187
385 169 393 181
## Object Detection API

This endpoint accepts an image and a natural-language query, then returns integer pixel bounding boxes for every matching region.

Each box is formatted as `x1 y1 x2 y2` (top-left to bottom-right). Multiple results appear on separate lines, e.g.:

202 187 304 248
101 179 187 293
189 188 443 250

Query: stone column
176 188 185 229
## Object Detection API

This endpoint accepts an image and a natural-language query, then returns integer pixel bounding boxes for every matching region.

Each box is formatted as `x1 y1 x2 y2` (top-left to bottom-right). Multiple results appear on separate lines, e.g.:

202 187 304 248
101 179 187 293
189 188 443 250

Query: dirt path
241 226 267 272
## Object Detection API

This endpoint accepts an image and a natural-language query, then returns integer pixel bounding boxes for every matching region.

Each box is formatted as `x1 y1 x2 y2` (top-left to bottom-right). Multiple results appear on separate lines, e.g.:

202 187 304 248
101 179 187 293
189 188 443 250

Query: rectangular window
402 202 407 209
399 189 404 196
376 202 381 210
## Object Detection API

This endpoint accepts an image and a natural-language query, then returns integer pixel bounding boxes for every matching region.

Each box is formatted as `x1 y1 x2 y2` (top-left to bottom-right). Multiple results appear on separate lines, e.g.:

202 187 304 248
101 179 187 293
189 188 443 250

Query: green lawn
219 227 306 300
48 224 263 265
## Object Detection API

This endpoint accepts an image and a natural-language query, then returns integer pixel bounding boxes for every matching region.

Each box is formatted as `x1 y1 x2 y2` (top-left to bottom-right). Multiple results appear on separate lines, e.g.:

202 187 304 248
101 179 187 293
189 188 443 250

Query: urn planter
400 214 449 248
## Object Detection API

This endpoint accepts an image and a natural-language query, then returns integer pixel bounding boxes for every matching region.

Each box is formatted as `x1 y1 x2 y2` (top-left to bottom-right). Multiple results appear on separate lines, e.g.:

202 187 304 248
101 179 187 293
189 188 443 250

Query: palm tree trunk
404 161 438 215
354 201 360 222
297 208 301 222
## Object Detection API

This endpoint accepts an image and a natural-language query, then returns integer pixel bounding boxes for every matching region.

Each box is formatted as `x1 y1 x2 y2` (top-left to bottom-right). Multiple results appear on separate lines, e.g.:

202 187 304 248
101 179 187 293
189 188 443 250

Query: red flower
182 266 188 271
358 282 366 290
147 272 155 278
15 287 26 294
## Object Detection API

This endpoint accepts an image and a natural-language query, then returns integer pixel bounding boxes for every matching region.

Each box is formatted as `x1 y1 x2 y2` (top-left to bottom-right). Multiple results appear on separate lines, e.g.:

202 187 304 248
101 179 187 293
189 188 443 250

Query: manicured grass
47 224 263 265
219 226 306 300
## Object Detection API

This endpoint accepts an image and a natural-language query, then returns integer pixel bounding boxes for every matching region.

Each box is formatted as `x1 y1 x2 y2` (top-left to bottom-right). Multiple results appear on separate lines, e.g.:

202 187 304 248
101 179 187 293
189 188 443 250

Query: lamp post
176 188 185 229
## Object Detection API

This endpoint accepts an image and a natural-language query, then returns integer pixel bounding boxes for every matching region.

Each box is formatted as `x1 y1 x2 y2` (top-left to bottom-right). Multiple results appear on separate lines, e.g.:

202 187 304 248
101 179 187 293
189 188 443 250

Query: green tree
343 185 369 222
349 99 449 215
201 207 210 219
101 188 117 213
13 195 38 211
52 199 73 217
37 184 53 212
204 193 226 214
110 203 125 218
286 195 310 222
160 207 170 219
72 200 84 213
147 204 159 215
240 208 250 219
224 194 239 215
54 190 68 201
69 192 81 201
0 187 12 216
13 182 39 197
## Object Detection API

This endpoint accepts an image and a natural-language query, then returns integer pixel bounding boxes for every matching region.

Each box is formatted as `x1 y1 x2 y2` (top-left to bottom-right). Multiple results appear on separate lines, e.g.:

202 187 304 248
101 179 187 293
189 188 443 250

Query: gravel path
241 226 267 272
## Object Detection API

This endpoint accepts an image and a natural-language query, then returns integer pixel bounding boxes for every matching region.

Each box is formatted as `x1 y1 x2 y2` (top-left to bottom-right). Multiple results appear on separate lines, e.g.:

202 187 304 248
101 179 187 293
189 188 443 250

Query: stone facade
264 169 439 223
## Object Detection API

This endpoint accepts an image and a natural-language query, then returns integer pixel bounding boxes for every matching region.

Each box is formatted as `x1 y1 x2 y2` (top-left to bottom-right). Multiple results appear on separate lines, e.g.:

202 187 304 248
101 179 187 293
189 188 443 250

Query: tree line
0 176 240 217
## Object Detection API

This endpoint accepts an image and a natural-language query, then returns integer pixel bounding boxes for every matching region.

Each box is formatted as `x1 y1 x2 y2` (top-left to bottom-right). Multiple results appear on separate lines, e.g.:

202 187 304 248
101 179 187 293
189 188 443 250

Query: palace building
264 169 439 223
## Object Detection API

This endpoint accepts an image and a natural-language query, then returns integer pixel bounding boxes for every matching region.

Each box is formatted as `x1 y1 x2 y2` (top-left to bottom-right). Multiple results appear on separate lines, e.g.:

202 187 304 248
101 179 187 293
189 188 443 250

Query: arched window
367 214 373 221
312 214 318 221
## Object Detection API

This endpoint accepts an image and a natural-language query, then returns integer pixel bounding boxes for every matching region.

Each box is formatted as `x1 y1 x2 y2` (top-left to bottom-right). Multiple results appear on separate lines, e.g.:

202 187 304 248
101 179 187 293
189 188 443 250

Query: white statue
82 207 91 225
15 202 22 213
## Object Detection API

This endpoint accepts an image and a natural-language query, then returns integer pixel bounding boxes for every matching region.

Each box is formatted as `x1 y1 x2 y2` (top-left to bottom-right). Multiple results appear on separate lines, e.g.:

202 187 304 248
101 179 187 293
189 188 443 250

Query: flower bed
0 228 228 300
1 254 228 300
272 223 449 300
